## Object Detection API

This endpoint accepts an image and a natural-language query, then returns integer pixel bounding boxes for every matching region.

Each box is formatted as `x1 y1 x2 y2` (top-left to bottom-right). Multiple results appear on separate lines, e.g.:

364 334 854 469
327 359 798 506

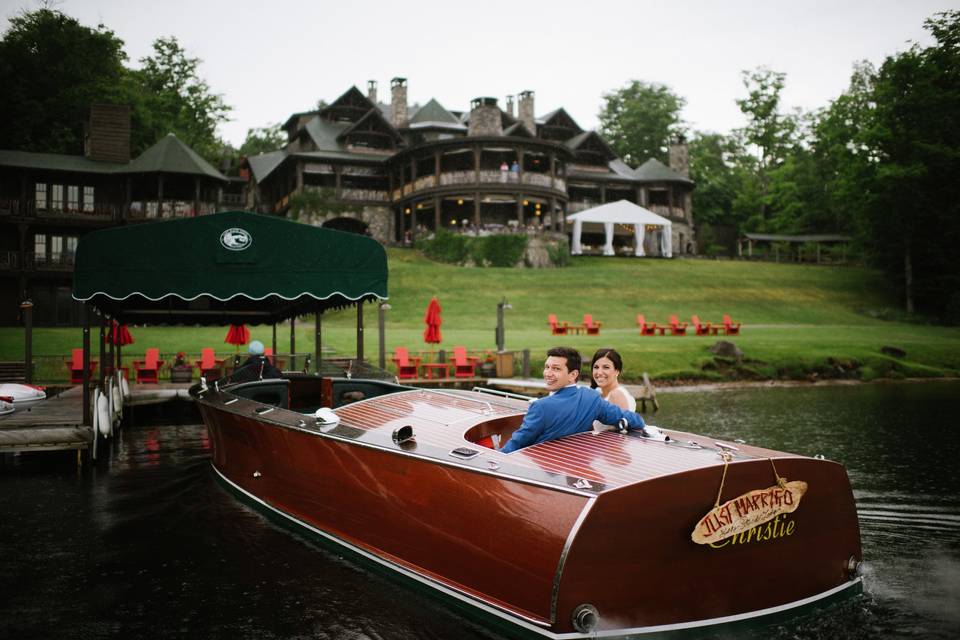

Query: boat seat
231 379 291 410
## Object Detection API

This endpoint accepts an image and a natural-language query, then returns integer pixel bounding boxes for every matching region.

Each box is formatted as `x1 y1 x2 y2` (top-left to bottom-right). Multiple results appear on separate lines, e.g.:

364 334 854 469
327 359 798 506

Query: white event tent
566 200 673 257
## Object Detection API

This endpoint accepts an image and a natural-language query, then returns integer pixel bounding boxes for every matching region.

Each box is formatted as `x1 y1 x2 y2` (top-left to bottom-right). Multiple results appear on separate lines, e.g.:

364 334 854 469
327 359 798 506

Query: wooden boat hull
195 383 862 637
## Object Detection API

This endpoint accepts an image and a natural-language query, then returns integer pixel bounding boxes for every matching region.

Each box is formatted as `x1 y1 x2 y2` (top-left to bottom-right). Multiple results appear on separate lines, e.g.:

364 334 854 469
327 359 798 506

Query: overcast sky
4 0 958 147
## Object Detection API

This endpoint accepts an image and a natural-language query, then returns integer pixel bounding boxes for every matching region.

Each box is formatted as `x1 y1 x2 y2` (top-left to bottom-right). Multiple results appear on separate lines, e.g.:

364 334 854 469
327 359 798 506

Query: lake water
1 381 958 639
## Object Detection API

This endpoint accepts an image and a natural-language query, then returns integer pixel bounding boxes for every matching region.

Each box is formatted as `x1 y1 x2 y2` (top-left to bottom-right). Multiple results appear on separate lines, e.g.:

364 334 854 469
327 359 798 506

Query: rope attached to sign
714 453 787 508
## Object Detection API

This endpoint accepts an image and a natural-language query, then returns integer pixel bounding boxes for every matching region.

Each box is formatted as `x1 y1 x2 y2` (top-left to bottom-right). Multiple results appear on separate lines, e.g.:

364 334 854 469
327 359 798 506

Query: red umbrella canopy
423 297 442 345
224 324 251 347
109 320 134 346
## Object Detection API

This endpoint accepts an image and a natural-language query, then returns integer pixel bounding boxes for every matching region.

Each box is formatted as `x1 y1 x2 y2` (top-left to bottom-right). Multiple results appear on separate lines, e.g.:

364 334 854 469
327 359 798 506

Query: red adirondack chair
637 314 659 336
195 348 224 379
581 314 602 335
452 346 479 378
691 315 717 336
547 314 568 335
722 314 742 335
133 348 164 383
65 348 97 384
668 314 688 336
391 347 421 379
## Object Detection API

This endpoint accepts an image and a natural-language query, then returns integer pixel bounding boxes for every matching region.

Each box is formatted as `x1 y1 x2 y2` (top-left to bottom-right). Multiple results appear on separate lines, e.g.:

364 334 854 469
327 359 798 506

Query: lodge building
244 78 695 250
0 104 237 326
0 80 695 327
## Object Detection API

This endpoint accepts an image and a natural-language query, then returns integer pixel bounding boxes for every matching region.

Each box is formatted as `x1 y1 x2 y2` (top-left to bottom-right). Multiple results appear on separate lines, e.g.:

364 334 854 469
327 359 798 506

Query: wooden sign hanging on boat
691 480 808 545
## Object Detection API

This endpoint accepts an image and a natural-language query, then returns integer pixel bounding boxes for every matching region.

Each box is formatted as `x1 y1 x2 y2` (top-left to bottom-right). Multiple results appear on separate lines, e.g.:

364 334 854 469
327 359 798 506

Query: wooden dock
0 386 92 453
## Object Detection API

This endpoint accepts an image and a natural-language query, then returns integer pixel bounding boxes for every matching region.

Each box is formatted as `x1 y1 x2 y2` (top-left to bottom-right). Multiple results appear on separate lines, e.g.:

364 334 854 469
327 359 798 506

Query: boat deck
334 388 800 491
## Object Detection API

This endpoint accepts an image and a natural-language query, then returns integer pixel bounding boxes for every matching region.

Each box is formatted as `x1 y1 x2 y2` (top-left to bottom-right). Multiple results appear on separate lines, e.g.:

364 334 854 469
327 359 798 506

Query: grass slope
3 250 959 384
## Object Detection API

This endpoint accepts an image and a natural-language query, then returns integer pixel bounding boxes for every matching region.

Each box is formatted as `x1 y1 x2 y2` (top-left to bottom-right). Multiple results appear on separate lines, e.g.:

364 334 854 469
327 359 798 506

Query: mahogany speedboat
72 211 862 637
192 371 863 638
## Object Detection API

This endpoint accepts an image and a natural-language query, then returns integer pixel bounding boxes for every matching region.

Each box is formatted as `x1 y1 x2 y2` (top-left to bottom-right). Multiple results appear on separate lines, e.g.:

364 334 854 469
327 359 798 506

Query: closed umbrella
423 297 442 348
110 320 134 346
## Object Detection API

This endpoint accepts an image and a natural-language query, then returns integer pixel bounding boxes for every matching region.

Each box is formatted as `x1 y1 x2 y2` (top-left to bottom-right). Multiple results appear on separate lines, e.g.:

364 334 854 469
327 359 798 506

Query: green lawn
3 250 959 384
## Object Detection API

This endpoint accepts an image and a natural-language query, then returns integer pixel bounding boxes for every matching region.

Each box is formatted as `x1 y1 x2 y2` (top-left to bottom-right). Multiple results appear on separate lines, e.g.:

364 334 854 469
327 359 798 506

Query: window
51 184 64 210
67 185 79 211
65 236 78 255
83 186 95 212
33 234 46 262
35 183 47 209
51 236 63 261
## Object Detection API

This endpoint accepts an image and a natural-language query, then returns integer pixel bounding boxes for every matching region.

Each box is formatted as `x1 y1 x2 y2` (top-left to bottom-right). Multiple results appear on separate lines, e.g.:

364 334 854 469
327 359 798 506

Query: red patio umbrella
224 324 250 349
423 297 442 346
109 320 134 346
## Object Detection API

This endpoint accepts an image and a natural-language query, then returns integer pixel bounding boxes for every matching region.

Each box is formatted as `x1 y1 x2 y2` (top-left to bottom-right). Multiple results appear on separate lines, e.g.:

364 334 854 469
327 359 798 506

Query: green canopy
73 210 388 325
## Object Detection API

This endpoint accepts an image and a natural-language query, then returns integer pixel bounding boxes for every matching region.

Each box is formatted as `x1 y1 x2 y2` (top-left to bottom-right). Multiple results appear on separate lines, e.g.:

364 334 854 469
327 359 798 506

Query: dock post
315 309 322 372
356 303 364 362
290 316 296 371
82 304 91 426
20 300 33 383
522 349 530 378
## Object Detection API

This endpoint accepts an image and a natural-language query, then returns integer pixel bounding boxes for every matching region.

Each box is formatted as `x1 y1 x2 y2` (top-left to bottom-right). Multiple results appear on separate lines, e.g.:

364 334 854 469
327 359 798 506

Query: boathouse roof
73 210 388 324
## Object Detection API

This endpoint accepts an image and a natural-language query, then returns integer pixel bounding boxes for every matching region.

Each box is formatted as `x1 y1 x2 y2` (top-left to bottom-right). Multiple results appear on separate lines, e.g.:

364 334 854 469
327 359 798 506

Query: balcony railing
399 169 563 198
647 205 687 220
340 188 389 202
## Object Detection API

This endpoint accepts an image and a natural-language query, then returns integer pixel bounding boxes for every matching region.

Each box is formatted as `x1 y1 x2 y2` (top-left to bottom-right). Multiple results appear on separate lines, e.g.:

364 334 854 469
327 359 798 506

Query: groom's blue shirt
501 385 645 453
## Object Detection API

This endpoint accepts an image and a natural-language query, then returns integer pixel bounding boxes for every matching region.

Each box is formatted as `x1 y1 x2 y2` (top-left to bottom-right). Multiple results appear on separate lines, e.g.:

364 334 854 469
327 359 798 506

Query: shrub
546 237 570 267
416 228 469 263
480 234 528 267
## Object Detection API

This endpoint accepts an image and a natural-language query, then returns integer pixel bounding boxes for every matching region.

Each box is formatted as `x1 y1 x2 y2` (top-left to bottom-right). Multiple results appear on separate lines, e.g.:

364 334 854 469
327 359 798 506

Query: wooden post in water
20 300 33 384
315 308 322 373
636 372 659 413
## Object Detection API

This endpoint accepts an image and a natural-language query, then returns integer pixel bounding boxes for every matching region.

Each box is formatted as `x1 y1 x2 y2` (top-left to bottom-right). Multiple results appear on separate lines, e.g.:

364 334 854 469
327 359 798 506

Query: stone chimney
668 134 689 178
84 103 131 163
518 90 535 136
506 95 515 118
390 77 408 128
468 97 503 137
367 80 378 105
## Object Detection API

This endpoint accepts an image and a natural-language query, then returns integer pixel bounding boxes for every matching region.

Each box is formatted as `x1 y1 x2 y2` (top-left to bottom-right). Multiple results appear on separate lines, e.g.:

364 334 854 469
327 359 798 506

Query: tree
735 67 799 221
0 8 127 153
127 36 232 163
598 80 686 165
860 11 960 318
688 132 742 226
239 123 285 156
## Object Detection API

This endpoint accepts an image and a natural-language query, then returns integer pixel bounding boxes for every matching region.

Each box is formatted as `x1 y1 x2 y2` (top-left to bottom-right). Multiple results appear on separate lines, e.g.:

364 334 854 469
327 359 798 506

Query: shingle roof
0 149 128 174
633 158 693 184
121 133 227 180
409 98 461 125
246 150 288 183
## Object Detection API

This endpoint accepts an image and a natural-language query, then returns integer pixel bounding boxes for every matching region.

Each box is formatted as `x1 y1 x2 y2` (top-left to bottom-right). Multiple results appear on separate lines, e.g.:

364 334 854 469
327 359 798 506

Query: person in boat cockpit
238 340 283 379
500 347 646 453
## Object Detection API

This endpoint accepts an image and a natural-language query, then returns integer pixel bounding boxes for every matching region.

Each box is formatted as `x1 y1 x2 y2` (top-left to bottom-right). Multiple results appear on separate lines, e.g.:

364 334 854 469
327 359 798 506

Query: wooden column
334 165 342 199
550 153 556 189
434 196 441 231
193 176 201 216
474 192 481 229
516 196 524 226
473 146 480 184
434 152 441 187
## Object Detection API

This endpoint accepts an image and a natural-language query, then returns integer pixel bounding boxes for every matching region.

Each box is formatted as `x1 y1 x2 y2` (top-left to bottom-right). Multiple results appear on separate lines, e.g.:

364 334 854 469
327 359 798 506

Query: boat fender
120 375 130 398
314 407 340 427
571 604 599 633
111 380 122 418
641 425 670 441
98 391 111 438
91 389 100 437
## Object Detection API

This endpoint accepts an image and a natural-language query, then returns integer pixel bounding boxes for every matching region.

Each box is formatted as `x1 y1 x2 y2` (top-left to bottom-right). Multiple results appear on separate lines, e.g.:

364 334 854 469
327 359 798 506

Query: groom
500 346 646 453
